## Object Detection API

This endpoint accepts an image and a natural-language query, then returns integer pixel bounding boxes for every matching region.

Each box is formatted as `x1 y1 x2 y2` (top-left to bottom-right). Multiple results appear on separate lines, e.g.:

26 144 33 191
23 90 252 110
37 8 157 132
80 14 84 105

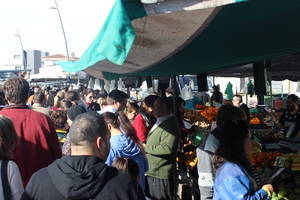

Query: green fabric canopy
59 0 300 80
102 0 300 79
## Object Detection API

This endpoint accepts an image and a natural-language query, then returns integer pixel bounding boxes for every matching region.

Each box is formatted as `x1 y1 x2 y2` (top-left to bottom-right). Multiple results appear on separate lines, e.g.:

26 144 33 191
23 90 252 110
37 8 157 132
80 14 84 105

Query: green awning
60 0 300 80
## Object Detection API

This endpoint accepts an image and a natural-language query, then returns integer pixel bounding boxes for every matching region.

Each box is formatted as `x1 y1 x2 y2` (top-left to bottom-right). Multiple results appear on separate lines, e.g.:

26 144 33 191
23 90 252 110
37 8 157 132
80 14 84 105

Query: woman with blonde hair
52 91 65 111
0 115 24 200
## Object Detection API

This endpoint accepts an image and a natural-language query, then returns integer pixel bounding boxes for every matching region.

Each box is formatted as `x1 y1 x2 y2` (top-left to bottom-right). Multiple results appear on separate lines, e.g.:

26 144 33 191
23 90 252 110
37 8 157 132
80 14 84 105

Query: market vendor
210 85 223 106
232 95 250 123
279 98 300 138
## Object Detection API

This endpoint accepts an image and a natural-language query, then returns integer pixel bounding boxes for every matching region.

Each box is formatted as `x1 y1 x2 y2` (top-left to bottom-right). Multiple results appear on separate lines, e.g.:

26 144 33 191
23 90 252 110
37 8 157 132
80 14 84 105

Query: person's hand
262 184 273 197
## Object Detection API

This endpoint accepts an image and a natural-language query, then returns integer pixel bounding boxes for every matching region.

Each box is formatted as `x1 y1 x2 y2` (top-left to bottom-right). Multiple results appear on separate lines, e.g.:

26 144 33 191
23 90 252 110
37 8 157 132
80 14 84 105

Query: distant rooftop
42 54 79 61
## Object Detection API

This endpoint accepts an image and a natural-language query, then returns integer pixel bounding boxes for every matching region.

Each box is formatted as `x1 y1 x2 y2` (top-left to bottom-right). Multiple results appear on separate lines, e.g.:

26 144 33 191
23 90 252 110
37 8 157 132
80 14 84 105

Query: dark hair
165 88 175 96
112 157 139 180
216 104 246 128
0 91 7 105
107 90 128 105
153 97 171 114
287 94 299 103
46 91 57 107
214 120 251 171
69 113 108 145
103 112 144 153
33 92 46 104
0 115 18 160
167 96 185 122
60 99 73 111
65 91 80 102
140 95 159 113
83 88 94 96
50 110 67 129
233 95 243 103
127 102 139 113
144 95 159 108
67 105 87 121
4 77 29 105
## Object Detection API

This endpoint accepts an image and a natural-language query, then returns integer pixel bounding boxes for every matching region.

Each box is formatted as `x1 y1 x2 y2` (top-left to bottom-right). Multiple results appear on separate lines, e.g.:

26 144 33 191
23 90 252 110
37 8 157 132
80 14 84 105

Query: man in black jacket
21 113 145 200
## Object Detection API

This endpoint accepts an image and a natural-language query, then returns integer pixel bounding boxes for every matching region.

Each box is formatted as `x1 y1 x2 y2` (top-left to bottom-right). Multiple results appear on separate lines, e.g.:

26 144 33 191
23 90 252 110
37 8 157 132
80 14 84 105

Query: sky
0 0 110 67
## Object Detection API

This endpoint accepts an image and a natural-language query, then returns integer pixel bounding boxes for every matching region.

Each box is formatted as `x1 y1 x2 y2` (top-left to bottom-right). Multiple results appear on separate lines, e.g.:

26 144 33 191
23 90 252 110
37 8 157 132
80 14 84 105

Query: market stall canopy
60 0 300 80
209 54 300 81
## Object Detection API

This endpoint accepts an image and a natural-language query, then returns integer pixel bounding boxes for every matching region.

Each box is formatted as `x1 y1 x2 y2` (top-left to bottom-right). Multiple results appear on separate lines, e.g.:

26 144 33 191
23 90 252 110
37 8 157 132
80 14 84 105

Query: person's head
97 97 107 110
167 96 185 114
0 115 18 160
103 112 143 152
215 120 251 170
152 97 171 118
65 91 80 104
102 112 121 132
69 113 110 160
107 90 129 111
112 157 140 183
216 104 246 128
286 99 298 113
67 105 87 126
165 87 175 97
126 102 139 121
53 91 65 108
232 95 243 107
287 94 299 104
83 89 96 104
141 95 159 114
59 99 73 111
50 110 67 130
4 77 29 105
33 92 46 106
213 85 219 92
47 90 57 107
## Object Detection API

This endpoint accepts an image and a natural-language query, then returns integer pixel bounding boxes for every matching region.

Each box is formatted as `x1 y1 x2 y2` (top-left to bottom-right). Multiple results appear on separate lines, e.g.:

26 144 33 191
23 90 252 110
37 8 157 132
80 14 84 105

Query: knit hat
67 105 86 121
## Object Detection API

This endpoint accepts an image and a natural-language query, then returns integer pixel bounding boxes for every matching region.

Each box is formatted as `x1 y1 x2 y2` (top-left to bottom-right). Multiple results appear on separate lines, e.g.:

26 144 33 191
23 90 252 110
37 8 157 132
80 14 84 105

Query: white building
30 54 79 79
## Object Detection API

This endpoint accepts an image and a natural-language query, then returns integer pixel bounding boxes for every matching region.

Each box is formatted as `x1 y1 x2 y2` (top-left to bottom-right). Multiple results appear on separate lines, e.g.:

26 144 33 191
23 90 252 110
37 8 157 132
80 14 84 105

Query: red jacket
0 105 62 185
132 114 150 143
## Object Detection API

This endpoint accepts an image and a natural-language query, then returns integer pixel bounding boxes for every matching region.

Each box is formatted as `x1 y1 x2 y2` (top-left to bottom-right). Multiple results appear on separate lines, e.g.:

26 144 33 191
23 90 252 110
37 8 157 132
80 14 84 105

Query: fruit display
251 127 284 142
177 150 198 170
250 117 261 124
193 121 210 129
251 152 283 167
197 106 218 123
184 109 207 124
290 153 300 171
270 171 300 200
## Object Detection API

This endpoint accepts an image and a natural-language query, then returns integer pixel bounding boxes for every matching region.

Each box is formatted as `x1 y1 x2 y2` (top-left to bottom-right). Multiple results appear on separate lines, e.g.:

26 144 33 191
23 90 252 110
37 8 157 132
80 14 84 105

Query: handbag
1 160 11 200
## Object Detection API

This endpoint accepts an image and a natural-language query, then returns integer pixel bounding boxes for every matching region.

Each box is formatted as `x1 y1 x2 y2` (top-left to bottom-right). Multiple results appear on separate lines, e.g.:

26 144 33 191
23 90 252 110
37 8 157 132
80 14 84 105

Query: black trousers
145 176 175 200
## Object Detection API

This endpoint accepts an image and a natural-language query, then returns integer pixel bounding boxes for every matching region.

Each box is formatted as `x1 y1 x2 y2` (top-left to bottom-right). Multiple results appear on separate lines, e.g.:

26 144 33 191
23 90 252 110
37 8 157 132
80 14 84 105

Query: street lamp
50 0 70 60
14 30 26 71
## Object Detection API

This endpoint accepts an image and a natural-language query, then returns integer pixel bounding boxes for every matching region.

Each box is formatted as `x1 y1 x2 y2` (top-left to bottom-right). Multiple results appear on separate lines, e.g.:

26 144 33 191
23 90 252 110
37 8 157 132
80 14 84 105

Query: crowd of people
0 77 285 200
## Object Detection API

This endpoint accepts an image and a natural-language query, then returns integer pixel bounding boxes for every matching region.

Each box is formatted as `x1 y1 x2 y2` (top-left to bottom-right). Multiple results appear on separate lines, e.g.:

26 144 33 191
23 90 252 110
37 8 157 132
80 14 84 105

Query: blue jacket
106 134 148 190
213 162 269 200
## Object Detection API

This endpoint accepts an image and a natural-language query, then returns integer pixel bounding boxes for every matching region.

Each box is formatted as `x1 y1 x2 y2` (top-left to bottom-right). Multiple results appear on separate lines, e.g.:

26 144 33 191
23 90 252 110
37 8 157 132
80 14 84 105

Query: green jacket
145 116 180 179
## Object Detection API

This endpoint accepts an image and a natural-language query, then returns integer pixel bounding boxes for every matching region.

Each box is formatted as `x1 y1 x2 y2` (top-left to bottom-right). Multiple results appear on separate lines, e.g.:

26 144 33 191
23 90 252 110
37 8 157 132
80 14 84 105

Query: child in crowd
112 157 140 183
0 115 24 200
112 157 146 200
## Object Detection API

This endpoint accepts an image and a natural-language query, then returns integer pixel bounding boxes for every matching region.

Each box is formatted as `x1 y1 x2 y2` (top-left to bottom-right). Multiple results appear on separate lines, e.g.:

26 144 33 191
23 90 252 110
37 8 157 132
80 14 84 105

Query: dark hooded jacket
21 156 145 200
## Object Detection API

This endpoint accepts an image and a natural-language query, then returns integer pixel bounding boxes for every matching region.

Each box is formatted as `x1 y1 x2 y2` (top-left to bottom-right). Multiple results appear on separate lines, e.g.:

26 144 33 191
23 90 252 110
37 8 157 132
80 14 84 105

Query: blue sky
0 0 112 67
